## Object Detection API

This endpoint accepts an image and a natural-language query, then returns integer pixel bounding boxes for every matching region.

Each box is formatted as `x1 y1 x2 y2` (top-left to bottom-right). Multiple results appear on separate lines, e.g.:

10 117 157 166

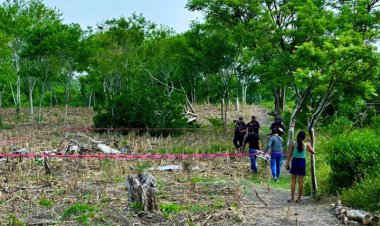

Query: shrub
341 173 380 212
323 116 354 135
327 130 380 190
93 91 188 136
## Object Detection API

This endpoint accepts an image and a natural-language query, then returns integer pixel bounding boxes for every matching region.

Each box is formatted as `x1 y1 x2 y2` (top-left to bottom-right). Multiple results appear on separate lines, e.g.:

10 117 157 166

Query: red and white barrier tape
0 152 274 159
62 127 230 132
0 151 287 159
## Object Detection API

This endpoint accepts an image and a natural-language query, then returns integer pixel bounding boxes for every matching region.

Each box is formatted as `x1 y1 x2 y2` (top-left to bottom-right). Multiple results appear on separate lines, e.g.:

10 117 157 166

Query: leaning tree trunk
287 87 311 149
308 81 334 195
126 173 158 212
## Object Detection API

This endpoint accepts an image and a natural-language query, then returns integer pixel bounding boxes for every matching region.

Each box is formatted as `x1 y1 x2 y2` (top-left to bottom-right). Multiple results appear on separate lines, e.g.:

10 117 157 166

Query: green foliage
341 172 380 212
327 130 380 190
39 198 53 207
7 214 25 226
130 202 143 212
160 202 182 216
324 116 354 135
136 162 152 173
62 203 96 220
206 117 224 128
93 91 188 136
370 116 380 133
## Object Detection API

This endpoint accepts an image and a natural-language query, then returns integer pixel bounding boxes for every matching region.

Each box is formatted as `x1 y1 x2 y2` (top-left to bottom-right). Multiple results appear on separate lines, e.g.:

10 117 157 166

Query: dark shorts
290 158 306 176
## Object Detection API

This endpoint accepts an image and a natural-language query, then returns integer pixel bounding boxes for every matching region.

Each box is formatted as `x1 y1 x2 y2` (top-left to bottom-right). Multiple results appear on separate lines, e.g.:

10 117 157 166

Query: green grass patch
248 174 292 190
39 198 53 207
190 176 228 183
136 161 152 173
7 214 25 226
62 203 96 225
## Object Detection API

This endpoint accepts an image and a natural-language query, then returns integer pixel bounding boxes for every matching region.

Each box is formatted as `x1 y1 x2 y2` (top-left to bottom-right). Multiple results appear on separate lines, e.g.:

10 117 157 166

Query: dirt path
234 105 340 226
239 183 340 226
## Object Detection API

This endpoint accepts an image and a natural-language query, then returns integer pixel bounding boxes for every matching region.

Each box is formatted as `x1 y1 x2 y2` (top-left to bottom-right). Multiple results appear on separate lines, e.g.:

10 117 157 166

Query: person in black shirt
243 128 261 173
269 115 285 136
233 116 247 151
247 115 260 136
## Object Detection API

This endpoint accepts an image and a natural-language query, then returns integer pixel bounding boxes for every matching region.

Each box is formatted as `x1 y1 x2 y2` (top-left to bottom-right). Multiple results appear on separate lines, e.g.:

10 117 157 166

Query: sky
41 0 203 33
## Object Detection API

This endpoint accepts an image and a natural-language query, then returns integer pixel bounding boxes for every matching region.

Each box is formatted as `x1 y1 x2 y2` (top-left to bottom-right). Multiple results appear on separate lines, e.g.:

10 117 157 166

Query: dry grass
0 106 270 225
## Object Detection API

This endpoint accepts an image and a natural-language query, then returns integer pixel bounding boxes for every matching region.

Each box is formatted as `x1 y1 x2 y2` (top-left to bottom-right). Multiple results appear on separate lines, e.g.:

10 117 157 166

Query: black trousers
233 133 245 148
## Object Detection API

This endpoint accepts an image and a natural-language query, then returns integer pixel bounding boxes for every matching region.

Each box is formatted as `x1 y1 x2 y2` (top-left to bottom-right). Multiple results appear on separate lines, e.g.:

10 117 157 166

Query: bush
93 90 188 136
342 173 380 212
327 130 380 191
323 116 354 135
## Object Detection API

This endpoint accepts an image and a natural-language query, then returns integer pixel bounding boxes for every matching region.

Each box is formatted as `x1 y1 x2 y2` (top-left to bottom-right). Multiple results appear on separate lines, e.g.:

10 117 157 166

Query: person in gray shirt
264 128 284 181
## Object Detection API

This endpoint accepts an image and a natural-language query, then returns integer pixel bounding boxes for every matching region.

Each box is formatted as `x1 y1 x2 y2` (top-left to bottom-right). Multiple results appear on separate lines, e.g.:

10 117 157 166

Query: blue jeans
248 148 258 173
270 152 283 178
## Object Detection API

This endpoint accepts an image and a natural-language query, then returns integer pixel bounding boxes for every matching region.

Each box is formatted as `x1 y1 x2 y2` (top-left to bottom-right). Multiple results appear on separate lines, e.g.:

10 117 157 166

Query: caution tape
0 151 288 160
62 127 231 132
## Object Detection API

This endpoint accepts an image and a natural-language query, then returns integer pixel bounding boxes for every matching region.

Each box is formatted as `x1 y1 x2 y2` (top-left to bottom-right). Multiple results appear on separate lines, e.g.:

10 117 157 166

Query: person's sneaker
274 177 278 182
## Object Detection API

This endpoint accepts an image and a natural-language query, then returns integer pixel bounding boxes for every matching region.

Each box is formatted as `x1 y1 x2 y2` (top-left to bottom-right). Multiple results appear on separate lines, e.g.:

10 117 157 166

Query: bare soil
0 105 340 225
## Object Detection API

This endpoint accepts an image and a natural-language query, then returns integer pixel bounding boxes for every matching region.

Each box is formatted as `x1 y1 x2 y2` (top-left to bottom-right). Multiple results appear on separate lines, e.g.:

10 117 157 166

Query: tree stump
126 173 158 212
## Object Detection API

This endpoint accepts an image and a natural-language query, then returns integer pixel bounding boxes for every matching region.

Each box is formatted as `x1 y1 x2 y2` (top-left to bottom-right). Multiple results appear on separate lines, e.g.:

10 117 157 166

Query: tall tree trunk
224 98 228 132
242 83 248 106
93 92 96 106
221 99 225 132
273 88 281 115
0 85 5 108
38 74 48 125
64 84 70 126
38 86 46 125
235 94 240 112
280 86 286 111
28 79 36 115
273 87 286 115
88 90 93 108
11 76 21 122
308 125 318 195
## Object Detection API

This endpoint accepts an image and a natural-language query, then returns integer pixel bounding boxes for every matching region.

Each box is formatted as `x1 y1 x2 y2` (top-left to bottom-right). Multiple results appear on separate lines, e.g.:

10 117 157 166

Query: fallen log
126 173 158 212
332 199 379 225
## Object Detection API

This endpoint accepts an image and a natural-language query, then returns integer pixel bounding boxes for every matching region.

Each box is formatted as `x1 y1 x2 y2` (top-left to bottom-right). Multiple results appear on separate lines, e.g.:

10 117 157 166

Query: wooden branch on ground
253 188 268 207
75 132 120 154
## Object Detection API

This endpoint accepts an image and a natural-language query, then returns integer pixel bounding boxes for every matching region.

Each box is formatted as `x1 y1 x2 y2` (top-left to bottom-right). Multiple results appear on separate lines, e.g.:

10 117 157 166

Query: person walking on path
242 128 261 173
264 128 283 181
269 115 285 136
233 116 247 152
247 115 260 136
285 131 315 203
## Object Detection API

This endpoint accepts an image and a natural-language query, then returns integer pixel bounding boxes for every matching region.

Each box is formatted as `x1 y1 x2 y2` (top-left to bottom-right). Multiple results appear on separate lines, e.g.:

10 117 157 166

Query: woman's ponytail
296 131 306 153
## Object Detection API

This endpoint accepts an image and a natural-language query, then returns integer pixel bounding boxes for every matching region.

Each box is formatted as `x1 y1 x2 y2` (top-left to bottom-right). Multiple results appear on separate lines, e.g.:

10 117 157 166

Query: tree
186 0 303 115
293 0 380 193
0 0 64 118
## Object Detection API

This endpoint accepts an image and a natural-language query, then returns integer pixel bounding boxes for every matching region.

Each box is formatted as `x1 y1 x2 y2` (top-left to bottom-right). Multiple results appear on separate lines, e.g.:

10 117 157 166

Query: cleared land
0 106 339 225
